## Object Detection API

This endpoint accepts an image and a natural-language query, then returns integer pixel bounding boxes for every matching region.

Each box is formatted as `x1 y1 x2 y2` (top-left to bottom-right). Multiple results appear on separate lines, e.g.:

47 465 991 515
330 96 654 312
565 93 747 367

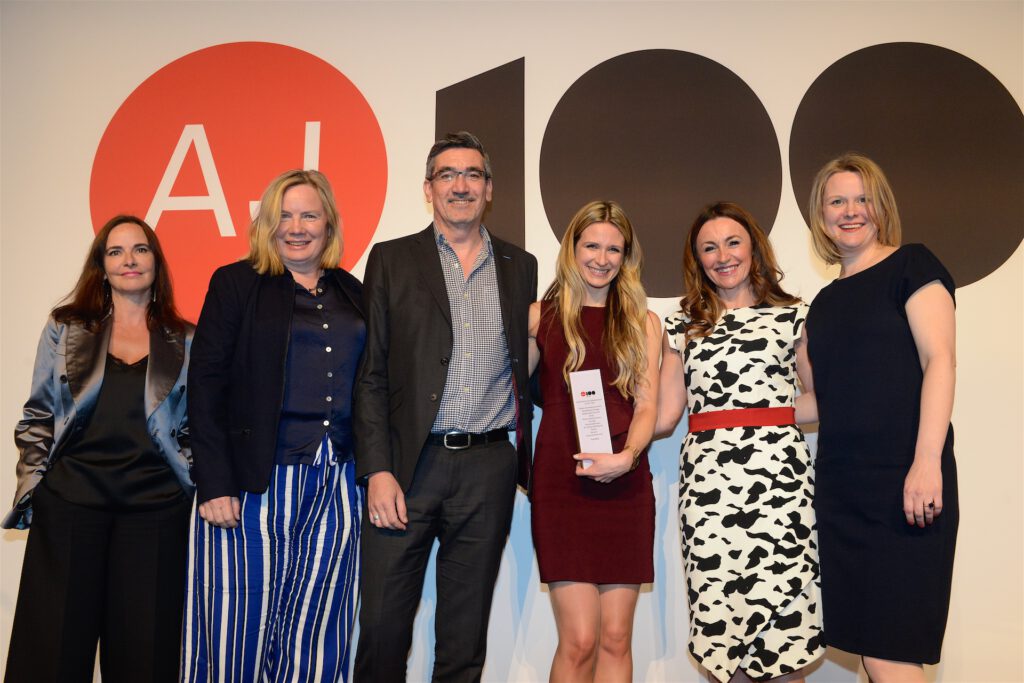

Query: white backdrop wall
1 2 1022 681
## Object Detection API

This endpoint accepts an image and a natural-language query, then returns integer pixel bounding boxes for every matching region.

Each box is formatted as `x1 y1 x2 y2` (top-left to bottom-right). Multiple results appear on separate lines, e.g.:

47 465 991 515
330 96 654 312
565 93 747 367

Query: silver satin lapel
65 321 110 410
146 326 184 418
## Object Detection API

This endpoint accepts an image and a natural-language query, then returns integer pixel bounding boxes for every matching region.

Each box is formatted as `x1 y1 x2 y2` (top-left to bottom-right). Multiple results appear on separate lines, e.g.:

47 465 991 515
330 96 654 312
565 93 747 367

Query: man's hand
367 471 408 530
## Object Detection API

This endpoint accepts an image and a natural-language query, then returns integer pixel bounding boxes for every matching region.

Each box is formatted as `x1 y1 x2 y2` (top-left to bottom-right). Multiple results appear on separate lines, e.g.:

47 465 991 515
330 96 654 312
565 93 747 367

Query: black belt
426 429 510 450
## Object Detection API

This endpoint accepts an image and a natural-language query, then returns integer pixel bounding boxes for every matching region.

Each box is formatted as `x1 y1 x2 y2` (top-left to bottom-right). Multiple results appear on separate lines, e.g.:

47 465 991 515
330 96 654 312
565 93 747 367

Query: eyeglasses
429 168 489 184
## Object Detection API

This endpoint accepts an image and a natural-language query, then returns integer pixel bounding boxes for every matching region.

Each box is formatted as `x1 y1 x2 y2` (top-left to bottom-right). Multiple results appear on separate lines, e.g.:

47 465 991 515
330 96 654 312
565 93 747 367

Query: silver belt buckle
443 430 471 450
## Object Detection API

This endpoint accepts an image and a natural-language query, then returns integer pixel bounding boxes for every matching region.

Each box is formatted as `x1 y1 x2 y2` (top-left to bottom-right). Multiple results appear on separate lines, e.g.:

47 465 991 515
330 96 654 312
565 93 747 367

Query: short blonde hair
248 169 343 274
808 153 902 265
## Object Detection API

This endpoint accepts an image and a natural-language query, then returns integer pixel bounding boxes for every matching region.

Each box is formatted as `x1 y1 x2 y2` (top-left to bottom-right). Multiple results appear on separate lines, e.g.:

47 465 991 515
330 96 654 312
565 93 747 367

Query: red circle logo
90 42 387 320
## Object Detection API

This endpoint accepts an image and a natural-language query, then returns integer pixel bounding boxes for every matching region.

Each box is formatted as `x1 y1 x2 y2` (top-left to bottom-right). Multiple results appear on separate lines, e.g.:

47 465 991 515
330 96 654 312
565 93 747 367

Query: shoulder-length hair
248 169 343 275
542 200 649 399
52 215 186 332
808 152 902 265
680 201 799 341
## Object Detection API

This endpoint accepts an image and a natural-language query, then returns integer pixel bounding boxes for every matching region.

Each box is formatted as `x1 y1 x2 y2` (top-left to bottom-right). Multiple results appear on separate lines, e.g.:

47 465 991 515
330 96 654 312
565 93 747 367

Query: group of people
4 131 958 683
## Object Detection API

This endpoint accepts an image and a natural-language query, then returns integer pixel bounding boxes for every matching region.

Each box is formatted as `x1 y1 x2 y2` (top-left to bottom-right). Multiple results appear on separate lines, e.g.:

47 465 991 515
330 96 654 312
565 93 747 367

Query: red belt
687 407 795 434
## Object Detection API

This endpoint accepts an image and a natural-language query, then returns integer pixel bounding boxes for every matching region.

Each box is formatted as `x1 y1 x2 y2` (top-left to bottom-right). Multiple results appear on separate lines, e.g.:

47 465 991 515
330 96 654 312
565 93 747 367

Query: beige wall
1 2 1021 680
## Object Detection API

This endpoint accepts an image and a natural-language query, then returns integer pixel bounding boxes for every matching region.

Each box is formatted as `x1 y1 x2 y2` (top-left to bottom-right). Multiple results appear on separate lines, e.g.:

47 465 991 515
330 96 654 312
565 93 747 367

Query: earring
151 289 157 303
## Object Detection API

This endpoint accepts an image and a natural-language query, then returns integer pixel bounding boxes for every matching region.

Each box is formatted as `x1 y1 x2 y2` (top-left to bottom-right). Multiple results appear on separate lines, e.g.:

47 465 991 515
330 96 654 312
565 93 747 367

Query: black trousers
355 440 517 683
5 483 192 683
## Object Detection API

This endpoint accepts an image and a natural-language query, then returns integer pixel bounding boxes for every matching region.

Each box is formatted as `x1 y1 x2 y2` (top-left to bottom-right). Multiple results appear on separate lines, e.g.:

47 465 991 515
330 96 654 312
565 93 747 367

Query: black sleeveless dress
806 244 959 664
530 304 655 584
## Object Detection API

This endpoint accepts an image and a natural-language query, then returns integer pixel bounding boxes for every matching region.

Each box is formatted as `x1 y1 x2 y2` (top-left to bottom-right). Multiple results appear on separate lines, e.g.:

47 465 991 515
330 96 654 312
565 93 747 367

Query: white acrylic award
568 368 613 469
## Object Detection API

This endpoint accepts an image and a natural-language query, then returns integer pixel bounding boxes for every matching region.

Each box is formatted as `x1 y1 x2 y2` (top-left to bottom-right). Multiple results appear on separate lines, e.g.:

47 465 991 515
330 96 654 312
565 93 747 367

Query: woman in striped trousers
182 170 366 682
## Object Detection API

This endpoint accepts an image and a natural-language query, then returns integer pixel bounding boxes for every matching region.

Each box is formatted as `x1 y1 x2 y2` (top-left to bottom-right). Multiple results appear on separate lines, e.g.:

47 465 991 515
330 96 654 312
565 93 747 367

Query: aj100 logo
91 41 1022 321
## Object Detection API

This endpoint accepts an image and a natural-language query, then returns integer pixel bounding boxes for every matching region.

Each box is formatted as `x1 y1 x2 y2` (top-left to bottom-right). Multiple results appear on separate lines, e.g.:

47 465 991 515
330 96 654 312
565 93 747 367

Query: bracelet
625 444 641 471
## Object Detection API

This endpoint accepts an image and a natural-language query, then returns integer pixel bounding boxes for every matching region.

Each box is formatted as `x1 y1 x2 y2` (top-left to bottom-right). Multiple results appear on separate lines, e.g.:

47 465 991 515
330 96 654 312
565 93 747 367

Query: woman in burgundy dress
527 200 661 683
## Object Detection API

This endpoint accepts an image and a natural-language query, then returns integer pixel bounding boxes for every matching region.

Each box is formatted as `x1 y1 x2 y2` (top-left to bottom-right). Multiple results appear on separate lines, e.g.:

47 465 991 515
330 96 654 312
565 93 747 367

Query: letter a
146 124 235 236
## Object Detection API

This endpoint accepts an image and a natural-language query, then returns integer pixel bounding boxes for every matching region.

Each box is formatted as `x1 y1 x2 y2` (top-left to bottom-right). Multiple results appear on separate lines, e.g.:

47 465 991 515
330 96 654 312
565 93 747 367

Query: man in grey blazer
354 132 537 682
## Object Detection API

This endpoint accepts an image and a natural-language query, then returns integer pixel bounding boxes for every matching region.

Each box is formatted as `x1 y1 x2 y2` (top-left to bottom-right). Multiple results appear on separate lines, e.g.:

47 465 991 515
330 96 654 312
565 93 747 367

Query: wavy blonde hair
808 152 902 265
248 169 343 275
680 201 799 341
542 200 649 399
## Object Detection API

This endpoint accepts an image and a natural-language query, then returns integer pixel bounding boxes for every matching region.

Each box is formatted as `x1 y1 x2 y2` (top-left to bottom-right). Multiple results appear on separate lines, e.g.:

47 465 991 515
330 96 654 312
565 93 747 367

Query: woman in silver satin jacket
4 315 193 529
4 215 194 683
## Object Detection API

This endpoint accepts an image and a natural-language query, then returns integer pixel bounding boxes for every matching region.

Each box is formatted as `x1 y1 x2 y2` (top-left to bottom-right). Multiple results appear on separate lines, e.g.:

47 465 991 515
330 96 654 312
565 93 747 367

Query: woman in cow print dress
658 202 823 682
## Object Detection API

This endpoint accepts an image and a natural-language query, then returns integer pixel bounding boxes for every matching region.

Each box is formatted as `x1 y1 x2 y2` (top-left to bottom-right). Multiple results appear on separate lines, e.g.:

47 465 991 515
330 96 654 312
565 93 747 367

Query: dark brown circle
790 42 1024 287
540 49 781 298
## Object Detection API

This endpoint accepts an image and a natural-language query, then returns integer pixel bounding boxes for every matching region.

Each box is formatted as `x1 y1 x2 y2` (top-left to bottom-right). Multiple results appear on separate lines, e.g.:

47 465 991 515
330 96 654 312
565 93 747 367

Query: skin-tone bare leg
863 657 927 683
594 584 639 683
549 582 601 683
548 582 641 683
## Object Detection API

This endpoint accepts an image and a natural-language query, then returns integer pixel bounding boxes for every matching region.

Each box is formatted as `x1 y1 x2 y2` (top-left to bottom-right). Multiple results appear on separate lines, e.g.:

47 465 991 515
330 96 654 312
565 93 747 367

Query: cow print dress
665 304 824 681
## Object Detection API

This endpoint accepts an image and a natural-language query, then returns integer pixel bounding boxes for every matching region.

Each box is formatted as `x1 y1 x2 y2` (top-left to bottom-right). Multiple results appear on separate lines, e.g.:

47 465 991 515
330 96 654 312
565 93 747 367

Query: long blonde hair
542 200 649 399
680 201 799 341
248 169 343 275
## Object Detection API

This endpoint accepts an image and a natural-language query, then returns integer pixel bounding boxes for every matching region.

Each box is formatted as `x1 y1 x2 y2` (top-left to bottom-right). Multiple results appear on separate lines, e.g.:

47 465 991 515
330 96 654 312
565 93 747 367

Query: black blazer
188 260 364 504
354 225 538 490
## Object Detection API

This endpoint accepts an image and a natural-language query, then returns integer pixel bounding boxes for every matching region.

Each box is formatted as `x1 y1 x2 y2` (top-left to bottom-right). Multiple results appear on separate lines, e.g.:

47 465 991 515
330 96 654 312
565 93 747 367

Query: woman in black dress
804 153 958 682
5 215 194 682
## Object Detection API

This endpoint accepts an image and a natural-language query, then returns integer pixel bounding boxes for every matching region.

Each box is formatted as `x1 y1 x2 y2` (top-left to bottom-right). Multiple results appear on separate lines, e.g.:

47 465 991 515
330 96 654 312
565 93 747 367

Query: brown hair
680 201 799 340
53 215 187 332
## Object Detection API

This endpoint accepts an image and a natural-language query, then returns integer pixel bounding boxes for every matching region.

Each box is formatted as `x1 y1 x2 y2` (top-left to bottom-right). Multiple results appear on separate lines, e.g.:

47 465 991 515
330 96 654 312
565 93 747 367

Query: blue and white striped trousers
181 439 360 682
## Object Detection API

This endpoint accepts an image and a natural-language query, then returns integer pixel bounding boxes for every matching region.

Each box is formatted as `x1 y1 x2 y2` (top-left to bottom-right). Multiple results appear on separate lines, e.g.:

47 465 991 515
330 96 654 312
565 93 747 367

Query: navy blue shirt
275 276 366 465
